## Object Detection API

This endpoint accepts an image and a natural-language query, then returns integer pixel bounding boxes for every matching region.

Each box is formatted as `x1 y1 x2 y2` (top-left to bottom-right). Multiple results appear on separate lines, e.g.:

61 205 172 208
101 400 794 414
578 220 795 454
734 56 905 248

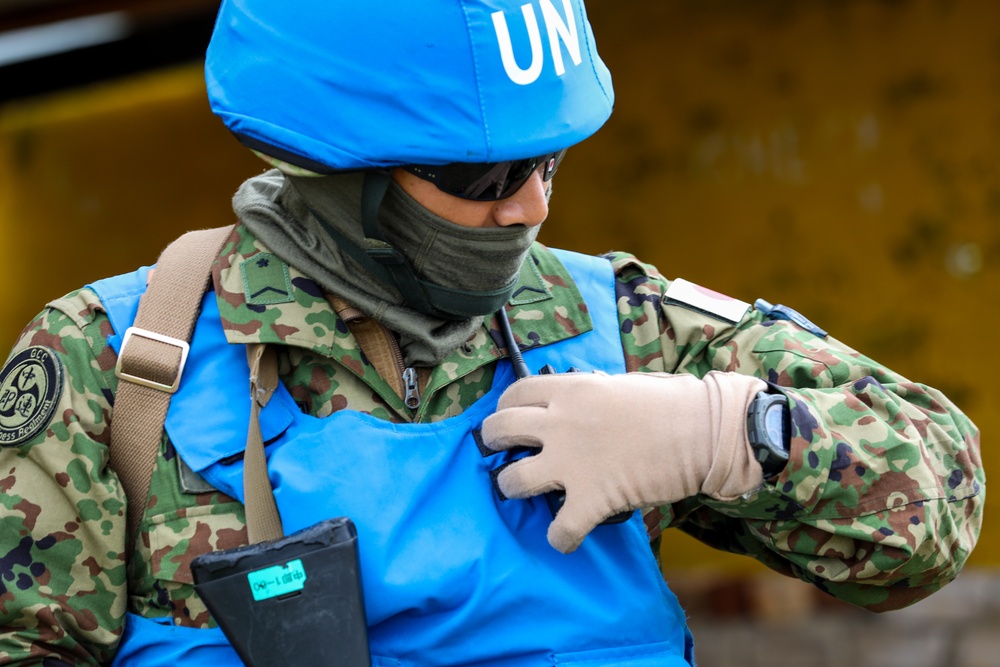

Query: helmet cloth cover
205 0 615 172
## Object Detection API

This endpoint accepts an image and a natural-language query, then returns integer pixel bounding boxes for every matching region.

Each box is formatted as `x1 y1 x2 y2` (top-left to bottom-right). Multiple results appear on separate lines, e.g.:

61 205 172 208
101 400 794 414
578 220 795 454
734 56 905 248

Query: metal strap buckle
115 327 190 394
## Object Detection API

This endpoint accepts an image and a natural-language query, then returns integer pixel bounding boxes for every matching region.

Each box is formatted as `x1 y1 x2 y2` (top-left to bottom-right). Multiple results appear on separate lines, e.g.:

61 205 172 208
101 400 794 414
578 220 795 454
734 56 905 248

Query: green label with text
247 559 307 601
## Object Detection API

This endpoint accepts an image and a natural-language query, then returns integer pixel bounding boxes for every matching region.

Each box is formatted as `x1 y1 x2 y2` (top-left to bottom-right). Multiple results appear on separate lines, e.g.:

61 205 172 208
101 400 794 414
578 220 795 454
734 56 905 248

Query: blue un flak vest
92 249 694 667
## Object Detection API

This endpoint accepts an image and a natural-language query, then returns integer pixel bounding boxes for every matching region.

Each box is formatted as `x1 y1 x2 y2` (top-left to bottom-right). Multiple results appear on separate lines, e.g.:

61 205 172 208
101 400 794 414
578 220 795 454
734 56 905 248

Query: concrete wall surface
675 569 1000 667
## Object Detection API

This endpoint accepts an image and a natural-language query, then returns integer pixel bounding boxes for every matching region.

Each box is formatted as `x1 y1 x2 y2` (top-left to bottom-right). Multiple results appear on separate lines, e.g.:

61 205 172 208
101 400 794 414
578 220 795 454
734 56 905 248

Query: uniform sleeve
607 252 984 612
0 290 125 666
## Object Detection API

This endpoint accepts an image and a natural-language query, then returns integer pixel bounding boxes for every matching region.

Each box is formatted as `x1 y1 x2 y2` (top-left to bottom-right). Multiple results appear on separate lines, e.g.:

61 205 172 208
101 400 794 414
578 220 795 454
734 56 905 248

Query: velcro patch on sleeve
663 278 750 324
0 346 64 447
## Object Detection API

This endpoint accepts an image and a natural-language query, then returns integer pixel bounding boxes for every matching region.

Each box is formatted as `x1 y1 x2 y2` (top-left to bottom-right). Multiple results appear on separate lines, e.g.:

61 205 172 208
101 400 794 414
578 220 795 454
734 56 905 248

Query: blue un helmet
205 0 614 172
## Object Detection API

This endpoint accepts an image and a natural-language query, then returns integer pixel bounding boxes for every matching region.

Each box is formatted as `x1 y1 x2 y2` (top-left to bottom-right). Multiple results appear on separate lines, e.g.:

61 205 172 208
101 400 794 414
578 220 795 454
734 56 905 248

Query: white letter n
540 0 581 76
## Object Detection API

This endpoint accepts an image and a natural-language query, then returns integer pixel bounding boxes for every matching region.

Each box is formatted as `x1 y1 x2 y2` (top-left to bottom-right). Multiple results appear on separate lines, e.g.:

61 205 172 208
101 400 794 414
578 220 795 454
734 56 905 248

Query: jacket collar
211 225 593 376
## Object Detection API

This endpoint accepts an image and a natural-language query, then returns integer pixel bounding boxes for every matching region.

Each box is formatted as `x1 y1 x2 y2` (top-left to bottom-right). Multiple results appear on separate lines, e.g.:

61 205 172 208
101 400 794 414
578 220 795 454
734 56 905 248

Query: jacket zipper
401 367 420 410
378 324 420 411
327 296 420 412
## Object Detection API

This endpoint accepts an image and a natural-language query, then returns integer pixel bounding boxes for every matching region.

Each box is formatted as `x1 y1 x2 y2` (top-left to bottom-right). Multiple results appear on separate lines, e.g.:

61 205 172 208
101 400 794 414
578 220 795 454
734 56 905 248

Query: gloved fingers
495 373 593 410
546 495 607 554
480 405 548 452
495 455 561 500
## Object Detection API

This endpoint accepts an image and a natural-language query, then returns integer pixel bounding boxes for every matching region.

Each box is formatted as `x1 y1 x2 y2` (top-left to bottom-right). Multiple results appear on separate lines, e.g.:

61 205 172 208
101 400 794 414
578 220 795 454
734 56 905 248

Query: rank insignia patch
0 347 63 447
242 252 294 305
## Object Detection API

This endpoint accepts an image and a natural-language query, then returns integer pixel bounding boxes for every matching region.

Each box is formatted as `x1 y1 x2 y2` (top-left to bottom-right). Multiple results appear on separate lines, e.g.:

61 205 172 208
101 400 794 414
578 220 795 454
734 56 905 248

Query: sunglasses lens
442 161 531 200
404 150 566 201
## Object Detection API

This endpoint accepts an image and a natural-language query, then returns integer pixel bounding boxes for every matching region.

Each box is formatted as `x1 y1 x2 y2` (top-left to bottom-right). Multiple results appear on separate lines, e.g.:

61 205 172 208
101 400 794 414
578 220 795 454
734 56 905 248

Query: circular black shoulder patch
0 346 64 447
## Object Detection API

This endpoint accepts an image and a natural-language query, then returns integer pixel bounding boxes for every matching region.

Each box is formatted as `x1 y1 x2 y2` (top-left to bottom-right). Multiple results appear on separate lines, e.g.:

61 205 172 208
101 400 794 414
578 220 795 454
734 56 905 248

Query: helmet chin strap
311 171 517 320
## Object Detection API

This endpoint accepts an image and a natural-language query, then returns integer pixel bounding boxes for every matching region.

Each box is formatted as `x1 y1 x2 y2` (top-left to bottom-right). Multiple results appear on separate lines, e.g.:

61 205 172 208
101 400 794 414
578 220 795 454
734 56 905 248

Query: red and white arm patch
663 278 750 324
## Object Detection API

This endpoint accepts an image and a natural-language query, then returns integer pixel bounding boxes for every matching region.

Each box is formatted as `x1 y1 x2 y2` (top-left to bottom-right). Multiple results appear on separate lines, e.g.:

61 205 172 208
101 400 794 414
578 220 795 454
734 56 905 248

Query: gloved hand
481 370 768 553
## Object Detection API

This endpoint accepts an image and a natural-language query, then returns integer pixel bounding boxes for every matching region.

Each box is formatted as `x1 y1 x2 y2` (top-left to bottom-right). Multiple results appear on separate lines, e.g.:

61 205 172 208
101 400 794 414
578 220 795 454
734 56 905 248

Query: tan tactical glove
481 371 768 553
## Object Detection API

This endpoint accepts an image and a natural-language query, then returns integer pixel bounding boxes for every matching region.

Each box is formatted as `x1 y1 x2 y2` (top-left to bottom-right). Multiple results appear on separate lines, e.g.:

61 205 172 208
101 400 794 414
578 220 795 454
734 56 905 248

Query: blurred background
0 0 995 665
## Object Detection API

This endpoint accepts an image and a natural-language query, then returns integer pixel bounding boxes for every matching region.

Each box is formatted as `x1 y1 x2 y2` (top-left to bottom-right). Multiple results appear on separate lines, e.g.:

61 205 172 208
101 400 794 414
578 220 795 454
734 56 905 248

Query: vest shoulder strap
110 225 234 556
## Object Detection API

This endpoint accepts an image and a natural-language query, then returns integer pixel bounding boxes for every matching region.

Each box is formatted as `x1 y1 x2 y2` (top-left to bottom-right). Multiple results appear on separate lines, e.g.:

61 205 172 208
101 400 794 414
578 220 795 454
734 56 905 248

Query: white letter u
492 5 544 86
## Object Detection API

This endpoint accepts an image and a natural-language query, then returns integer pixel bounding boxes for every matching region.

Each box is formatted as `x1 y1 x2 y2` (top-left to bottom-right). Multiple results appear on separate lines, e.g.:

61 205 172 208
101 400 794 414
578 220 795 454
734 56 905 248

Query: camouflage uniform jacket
0 224 983 666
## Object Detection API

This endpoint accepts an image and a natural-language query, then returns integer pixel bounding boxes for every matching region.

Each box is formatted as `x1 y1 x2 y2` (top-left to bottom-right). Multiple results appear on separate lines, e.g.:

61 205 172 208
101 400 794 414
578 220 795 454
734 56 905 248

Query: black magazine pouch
191 517 371 667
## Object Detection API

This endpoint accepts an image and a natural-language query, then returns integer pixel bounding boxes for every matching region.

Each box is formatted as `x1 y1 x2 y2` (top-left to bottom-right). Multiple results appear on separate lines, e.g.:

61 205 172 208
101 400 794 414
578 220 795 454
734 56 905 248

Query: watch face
763 402 788 451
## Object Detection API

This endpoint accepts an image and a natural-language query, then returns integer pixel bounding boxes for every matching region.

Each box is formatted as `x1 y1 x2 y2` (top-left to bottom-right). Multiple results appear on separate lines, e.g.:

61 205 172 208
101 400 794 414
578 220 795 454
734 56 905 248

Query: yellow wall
558 0 998 570
0 66 263 343
0 0 995 569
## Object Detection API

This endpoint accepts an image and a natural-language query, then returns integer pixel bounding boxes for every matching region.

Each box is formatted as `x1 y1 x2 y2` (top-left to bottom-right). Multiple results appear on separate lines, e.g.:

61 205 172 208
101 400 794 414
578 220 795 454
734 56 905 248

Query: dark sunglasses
400 149 566 202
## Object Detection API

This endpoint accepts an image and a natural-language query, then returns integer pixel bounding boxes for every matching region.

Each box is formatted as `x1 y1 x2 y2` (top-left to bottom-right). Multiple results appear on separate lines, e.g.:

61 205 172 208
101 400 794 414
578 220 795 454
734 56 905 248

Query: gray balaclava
235 170 539 366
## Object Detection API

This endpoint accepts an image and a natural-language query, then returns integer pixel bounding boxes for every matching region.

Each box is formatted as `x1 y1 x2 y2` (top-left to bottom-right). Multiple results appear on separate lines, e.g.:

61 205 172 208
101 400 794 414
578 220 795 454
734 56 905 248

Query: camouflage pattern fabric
0 225 983 665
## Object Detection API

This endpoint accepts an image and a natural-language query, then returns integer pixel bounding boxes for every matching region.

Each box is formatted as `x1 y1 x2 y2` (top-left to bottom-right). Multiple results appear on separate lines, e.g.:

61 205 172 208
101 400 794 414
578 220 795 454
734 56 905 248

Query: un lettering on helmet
492 0 584 85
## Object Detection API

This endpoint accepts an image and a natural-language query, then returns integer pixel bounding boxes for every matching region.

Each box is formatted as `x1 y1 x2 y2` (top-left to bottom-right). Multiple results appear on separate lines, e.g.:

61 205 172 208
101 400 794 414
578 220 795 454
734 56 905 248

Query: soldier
0 1 983 666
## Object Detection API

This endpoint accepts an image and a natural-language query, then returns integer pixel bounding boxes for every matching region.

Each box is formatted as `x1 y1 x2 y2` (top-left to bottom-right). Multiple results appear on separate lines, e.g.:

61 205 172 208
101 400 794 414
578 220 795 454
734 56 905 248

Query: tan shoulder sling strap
110 225 283 558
